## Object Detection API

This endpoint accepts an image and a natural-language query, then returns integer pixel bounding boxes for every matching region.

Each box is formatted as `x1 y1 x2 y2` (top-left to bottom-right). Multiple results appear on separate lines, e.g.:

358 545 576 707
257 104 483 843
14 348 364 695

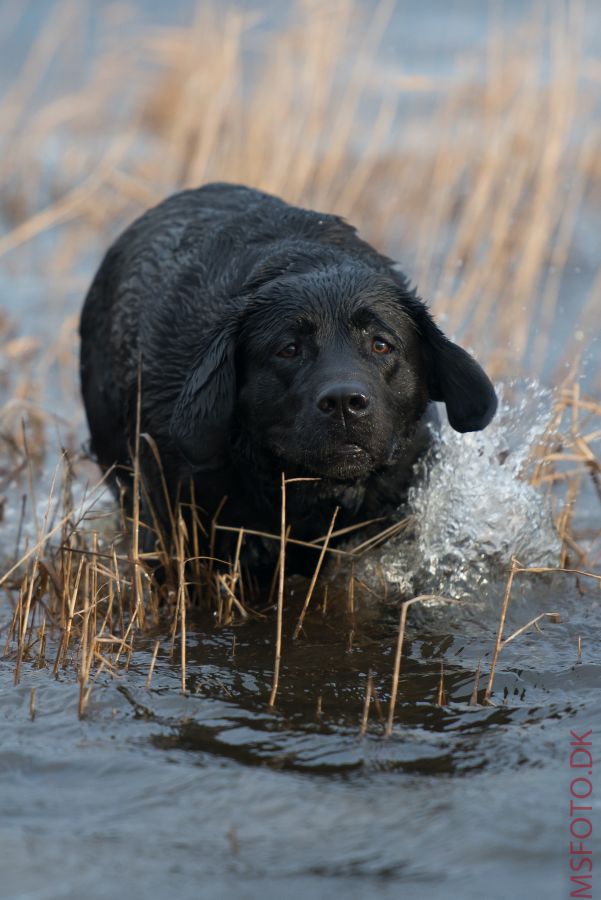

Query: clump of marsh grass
1 387 598 720
0 1 599 722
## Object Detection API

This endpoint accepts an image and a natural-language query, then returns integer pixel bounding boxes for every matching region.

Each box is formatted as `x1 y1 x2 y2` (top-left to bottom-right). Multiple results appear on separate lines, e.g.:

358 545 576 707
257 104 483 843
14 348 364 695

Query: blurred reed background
1 1 599 425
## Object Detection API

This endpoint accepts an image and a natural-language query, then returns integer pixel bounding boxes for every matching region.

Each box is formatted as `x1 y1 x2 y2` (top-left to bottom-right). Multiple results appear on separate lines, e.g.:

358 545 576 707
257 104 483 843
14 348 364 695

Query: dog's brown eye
372 338 393 354
276 342 299 358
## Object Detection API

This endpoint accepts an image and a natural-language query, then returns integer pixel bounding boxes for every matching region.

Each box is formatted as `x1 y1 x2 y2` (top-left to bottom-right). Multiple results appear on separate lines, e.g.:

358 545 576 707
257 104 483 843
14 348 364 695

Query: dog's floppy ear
169 261 285 468
169 322 237 468
406 299 497 432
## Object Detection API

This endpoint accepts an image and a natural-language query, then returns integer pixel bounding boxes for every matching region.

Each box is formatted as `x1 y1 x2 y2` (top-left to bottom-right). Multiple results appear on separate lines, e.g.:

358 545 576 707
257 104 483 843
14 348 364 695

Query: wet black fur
80 183 497 575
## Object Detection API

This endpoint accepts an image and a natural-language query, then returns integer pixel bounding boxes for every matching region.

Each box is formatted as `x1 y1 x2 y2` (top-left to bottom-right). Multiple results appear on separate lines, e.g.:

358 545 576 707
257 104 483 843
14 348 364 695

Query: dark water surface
1 3 600 899
2 578 600 900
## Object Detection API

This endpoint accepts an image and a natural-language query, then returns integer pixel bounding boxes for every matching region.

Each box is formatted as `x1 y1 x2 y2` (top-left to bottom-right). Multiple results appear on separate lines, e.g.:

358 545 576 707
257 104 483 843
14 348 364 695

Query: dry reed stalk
177 512 187 695
481 566 562 705
293 506 339 640
308 515 386 545
22 421 40 542
268 473 286 708
188 478 203 592
36 620 46 669
207 495 228 598
0 467 115 589
470 659 482 706
484 557 519 705
3 595 21 658
316 695 323 719
501 612 561 646
512 565 601 584
13 493 27 564
14 561 37 686
78 561 93 717
347 566 356 617
359 669 374 736
215 573 249 623
113 600 141 668
349 517 413 557
54 555 83 673
385 594 457 737
97 561 115 642
130 361 146 628
436 659 446 707
321 584 328 618
11 439 62 683
141 433 178 545
215 523 352 558
227 526 246 618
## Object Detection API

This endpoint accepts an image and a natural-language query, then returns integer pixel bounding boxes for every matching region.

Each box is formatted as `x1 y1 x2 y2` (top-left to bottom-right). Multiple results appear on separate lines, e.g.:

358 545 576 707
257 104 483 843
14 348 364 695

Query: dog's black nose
317 383 370 417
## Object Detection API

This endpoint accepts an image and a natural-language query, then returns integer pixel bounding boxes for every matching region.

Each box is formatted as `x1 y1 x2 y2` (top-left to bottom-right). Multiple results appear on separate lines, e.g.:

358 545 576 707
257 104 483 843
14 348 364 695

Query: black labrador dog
80 183 496 575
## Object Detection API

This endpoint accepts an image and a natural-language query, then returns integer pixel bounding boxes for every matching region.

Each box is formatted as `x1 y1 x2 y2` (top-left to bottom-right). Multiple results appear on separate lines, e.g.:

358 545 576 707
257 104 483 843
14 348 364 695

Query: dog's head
170 257 497 479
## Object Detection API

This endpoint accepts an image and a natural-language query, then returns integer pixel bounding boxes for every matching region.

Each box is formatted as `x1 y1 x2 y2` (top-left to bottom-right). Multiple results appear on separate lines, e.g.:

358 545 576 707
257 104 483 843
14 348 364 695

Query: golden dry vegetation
0 1 599 719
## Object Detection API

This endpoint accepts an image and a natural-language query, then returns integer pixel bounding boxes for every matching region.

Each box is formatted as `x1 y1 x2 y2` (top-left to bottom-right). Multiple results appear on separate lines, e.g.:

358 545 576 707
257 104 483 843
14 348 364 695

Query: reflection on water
2 571 599 899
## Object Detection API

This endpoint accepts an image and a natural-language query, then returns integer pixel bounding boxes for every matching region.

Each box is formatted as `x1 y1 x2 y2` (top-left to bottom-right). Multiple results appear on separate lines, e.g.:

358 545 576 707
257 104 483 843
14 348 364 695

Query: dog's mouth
322 443 373 478
269 439 375 479
333 442 366 457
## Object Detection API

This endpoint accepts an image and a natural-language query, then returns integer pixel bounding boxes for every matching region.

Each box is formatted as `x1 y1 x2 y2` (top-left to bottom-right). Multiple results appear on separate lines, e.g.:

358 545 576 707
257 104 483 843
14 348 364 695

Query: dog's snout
316 383 370 418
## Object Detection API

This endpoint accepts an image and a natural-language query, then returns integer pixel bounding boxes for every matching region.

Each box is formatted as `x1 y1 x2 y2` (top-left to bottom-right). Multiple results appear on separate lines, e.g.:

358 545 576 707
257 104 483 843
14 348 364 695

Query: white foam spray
361 381 561 598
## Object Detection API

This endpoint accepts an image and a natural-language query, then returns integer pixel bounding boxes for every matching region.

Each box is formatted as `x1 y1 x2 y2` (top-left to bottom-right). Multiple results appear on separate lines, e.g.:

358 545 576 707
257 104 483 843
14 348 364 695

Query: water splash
363 381 561 598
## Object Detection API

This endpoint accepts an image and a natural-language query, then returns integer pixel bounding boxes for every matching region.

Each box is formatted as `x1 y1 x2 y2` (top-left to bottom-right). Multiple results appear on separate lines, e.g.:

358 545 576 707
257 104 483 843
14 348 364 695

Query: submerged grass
0 1 600 726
